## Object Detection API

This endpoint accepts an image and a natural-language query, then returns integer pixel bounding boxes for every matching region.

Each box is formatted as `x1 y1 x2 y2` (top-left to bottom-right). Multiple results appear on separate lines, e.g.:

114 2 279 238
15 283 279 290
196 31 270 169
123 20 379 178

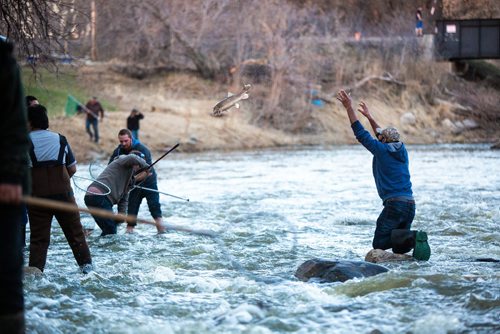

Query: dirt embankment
49 65 498 163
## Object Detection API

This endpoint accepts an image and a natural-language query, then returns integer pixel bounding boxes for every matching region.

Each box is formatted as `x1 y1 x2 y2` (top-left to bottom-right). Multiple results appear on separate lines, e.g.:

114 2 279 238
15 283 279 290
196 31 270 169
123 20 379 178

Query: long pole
135 143 180 175
22 195 214 237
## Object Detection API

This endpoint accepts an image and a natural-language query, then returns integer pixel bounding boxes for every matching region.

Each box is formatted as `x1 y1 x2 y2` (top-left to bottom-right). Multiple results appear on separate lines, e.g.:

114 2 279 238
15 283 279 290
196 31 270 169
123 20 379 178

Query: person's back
27 104 92 273
85 154 150 236
92 154 148 205
352 125 413 201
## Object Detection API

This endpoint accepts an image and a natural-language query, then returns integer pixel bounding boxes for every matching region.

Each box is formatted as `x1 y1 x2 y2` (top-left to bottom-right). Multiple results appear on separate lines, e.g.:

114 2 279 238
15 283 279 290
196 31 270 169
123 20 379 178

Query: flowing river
24 144 499 333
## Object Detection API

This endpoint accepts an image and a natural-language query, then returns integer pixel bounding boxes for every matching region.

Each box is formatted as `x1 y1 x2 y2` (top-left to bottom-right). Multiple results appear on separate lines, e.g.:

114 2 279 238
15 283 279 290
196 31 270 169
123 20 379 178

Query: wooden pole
23 195 215 237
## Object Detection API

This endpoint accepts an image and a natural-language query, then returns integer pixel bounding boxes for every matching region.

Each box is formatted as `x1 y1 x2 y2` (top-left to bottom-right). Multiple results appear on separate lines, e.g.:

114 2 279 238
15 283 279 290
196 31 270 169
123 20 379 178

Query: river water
24 144 499 333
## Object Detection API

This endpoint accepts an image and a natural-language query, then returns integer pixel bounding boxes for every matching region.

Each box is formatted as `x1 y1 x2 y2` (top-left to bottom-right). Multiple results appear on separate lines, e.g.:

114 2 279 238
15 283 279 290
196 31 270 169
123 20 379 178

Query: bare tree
0 0 80 63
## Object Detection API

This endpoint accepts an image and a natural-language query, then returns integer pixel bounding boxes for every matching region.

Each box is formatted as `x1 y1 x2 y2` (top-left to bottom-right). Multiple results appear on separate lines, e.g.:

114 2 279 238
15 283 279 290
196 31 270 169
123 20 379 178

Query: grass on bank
21 66 115 117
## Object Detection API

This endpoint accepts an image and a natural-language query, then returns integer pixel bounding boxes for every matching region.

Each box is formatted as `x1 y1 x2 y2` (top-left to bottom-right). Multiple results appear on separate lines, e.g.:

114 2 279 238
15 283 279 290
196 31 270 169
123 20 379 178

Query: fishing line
89 160 105 179
72 175 111 196
131 185 190 202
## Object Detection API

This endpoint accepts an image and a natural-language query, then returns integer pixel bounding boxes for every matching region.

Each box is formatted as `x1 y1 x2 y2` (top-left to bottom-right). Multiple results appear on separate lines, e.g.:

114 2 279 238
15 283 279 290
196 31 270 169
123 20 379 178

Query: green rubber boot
412 231 431 261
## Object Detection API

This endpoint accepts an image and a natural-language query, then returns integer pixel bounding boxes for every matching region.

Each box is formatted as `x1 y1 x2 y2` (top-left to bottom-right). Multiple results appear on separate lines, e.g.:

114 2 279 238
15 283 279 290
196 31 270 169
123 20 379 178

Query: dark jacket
127 113 144 131
0 40 30 193
351 120 413 201
85 101 104 120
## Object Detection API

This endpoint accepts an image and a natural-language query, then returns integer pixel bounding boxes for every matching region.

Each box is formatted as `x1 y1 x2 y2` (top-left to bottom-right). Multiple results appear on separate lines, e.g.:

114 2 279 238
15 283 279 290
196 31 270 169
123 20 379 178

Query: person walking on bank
127 108 144 139
0 35 30 333
85 96 104 143
336 90 430 260
27 104 93 273
84 153 157 236
109 129 166 234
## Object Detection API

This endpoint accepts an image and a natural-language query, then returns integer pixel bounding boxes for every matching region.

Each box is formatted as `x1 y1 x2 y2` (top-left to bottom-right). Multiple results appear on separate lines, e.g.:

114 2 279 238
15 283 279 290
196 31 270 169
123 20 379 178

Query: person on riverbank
336 90 430 260
0 36 30 333
84 153 155 236
27 104 93 273
415 7 424 37
84 96 104 143
109 129 165 234
127 108 144 139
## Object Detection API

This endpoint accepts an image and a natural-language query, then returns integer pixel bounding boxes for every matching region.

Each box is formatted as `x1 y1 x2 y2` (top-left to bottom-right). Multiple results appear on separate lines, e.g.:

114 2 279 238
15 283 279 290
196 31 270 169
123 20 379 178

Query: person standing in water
109 129 165 234
27 104 93 273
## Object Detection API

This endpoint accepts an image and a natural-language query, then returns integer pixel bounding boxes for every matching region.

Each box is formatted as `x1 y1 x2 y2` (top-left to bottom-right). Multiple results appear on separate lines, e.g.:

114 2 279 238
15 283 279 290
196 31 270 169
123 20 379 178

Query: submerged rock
23 266 43 277
365 249 413 263
295 258 388 283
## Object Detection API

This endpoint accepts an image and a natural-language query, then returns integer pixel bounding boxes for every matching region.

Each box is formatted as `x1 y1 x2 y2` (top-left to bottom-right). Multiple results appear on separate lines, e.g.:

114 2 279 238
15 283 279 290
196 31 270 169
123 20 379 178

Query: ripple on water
23 145 500 333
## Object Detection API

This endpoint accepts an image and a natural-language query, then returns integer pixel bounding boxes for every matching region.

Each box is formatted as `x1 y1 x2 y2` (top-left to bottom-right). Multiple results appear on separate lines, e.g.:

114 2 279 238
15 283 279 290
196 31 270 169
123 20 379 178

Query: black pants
0 203 24 315
373 200 416 252
28 193 92 272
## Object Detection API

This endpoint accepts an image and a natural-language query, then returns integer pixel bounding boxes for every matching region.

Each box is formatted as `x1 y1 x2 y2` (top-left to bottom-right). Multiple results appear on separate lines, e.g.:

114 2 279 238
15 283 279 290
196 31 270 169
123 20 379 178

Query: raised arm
357 101 381 136
336 90 358 124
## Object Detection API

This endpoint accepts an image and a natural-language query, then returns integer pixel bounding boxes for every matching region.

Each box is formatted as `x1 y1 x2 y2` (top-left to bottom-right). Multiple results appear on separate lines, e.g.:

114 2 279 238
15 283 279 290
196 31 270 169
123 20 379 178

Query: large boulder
365 249 413 263
295 258 388 283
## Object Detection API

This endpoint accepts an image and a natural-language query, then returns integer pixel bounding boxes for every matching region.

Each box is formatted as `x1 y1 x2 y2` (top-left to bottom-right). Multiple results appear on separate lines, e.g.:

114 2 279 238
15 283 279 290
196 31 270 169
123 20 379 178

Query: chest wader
29 135 72 196
28 135 92 273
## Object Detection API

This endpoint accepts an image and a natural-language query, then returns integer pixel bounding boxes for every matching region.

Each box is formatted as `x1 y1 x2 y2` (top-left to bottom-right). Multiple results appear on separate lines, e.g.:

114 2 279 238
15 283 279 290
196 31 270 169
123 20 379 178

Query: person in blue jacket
336 90 430 260
109 129 165 234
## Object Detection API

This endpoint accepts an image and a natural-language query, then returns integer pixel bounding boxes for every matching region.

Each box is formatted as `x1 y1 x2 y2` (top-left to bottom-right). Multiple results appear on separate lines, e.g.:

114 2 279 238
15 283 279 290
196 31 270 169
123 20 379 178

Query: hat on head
376 127 400 142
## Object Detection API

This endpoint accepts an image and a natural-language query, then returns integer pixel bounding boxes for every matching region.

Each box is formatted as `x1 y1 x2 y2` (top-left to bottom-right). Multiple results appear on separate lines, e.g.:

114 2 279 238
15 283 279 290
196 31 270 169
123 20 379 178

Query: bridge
435 19 500 60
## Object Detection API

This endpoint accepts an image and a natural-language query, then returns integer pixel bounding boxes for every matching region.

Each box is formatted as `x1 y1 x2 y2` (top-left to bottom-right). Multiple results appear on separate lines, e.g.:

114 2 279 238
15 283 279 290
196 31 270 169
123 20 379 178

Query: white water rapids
24 144 499 333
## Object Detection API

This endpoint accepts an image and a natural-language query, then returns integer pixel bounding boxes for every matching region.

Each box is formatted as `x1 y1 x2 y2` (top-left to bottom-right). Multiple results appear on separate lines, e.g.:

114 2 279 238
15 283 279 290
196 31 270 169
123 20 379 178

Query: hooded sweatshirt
351 120 413 201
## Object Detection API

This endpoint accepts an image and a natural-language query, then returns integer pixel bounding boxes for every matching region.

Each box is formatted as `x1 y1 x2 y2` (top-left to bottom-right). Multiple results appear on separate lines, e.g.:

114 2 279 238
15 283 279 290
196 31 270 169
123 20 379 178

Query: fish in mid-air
212 84 251 117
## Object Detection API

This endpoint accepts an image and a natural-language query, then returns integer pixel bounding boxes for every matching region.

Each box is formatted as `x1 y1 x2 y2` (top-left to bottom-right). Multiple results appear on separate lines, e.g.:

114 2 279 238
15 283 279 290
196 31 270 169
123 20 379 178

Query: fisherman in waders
336 90 430 260
0 35 30 333
27 104 93 273
84 153 156 236
109 129 166 234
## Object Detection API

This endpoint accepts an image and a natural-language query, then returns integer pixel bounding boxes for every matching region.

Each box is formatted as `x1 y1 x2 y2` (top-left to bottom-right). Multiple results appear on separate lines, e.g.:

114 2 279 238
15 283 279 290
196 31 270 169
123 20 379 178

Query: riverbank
45 64 499 162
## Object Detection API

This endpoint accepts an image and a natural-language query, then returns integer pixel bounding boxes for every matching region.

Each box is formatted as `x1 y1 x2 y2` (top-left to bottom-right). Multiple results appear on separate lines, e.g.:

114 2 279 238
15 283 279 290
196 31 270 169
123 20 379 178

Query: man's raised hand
336 90 352 110
357 101 371 118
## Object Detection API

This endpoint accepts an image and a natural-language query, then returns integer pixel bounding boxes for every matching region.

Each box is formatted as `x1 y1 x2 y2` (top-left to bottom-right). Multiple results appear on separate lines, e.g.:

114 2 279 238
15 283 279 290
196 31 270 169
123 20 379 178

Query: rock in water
295 258 388 283
365 249 413 263
23 266 43 277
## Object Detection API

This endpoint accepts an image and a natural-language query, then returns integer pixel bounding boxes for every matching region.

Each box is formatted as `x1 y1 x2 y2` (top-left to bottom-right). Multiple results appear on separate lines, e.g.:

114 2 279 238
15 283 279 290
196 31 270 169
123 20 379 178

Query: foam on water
24 144 500 333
